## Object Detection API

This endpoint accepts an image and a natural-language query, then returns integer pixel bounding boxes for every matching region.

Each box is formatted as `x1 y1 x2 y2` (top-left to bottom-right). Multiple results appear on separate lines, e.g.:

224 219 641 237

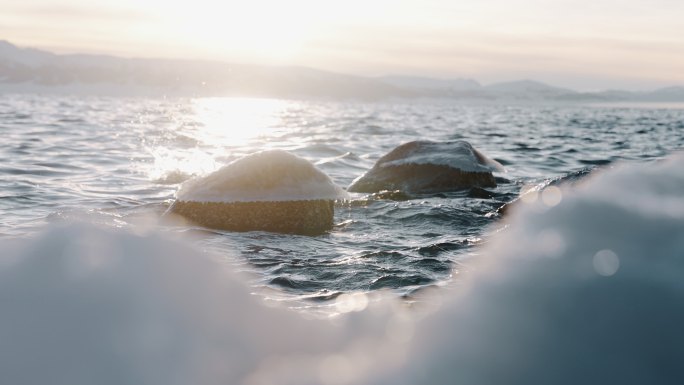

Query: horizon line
1 39 682 95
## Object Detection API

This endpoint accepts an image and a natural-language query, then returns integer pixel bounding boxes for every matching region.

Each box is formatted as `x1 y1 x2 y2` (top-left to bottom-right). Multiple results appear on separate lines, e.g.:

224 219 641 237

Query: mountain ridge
1 40 683 101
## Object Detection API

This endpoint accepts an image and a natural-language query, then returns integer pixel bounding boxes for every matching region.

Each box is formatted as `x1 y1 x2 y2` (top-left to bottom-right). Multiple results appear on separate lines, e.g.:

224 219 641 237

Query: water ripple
2 94 684 308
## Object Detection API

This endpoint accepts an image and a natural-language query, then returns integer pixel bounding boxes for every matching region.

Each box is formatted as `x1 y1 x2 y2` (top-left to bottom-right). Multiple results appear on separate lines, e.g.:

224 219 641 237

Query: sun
155 0 325 63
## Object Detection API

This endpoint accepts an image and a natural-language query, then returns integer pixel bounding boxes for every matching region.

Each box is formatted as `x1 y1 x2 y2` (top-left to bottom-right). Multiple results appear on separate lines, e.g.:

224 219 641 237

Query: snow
366 153 684 385
0 223 391 385
175 150 348 203
2 152 683 385
381 140 504 173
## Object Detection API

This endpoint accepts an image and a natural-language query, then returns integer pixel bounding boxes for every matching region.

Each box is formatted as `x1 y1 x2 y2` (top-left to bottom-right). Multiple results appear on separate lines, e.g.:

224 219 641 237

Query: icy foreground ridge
176 149 347 203
2 153 683 385
368 153 684 385
348 140 504 193
0 223 394 385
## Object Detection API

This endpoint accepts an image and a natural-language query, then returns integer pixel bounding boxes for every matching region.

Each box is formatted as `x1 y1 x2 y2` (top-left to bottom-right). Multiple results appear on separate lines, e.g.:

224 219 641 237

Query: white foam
176 149 348 203
382 141 504 173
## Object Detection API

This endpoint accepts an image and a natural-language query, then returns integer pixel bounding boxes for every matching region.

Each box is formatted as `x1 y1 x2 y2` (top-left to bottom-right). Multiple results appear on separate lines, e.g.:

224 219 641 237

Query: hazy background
2 0 683 91
2 2 684 383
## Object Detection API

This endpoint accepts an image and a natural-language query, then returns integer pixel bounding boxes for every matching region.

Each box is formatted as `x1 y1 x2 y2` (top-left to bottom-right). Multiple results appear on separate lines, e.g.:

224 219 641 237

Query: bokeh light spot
541 186 563 207
593 249 620 276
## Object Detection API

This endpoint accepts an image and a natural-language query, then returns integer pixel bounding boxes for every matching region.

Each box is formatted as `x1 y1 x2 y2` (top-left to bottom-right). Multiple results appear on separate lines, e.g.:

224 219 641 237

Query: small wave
579 158 612 165
369 274 435 290
152 169 193 185
415 241 467 257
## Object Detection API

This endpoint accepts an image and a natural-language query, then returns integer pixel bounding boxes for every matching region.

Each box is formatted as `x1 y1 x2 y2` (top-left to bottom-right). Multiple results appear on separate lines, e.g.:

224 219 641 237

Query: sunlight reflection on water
145 97 298 185
192 97 292 147
2 94 684 309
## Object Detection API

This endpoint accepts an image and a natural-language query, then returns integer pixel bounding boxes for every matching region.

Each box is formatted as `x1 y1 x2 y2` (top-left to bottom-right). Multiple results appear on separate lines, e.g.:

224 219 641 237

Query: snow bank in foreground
0 224 395 385
367 153 684 385
2 153 683 385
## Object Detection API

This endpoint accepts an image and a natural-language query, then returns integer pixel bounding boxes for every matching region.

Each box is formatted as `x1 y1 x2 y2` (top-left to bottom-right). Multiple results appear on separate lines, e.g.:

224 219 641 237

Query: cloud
3 3 151 22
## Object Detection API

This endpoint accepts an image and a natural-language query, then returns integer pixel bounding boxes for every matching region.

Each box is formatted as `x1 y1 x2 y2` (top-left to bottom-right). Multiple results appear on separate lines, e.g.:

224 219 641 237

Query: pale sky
2 0 683 90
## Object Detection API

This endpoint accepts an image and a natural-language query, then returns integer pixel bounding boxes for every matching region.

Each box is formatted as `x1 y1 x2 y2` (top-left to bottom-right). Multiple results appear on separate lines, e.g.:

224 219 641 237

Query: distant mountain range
1 40 683 102
378 76 684 102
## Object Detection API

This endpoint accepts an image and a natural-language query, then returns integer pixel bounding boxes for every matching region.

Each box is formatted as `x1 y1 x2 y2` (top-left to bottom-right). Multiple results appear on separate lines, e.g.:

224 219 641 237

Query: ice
366 153 684 385
3 153 683 385
0 223 389 385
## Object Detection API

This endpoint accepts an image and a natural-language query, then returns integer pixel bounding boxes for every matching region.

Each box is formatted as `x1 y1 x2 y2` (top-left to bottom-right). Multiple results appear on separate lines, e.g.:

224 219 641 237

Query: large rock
348 140 504 194
169 150 346 235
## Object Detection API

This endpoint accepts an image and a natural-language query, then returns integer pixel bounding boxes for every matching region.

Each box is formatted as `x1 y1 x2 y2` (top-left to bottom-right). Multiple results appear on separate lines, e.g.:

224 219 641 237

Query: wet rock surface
348 140 502 194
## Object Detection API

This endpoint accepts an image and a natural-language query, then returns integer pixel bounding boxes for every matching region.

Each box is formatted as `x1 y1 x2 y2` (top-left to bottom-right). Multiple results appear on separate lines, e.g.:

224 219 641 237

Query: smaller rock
348 140 503 194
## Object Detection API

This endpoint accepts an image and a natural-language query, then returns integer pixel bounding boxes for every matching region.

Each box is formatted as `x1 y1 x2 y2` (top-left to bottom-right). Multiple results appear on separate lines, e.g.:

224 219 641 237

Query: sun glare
146 97 292 184
157 1 325 62
192 97 290 147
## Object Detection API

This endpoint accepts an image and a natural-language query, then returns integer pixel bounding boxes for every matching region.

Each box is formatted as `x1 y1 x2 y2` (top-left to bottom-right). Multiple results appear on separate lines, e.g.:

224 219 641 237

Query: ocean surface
2 94 683 311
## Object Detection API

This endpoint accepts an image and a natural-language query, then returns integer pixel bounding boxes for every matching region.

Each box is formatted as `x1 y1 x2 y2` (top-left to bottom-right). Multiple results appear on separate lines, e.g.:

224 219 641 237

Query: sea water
1 94 683 307
0 95 684 300
2 94 684 384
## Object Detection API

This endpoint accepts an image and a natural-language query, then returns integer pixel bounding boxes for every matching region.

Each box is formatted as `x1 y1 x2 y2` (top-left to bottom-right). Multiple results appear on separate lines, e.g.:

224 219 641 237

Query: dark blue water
2 94 683 309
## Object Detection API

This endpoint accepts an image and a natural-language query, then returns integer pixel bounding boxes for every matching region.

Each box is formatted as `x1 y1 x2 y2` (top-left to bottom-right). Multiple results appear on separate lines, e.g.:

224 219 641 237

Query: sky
1 0 683 91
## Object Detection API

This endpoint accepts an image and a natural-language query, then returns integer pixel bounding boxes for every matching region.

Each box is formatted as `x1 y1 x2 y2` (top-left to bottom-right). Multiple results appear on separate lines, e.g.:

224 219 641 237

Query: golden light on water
192 97 291 148
147 97 293 184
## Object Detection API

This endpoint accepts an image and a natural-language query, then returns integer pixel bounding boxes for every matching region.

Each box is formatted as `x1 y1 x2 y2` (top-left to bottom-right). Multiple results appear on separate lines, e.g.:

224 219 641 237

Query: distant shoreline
2 40 684 103
2 87 684 111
